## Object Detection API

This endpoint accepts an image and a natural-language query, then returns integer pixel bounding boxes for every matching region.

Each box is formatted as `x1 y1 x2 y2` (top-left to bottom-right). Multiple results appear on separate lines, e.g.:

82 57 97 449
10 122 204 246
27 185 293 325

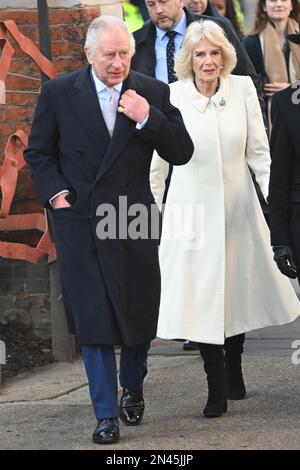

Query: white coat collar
182 76 229 113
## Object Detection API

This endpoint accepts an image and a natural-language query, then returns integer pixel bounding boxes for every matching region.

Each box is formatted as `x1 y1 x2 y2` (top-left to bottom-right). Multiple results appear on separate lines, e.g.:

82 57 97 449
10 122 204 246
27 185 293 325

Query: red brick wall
0 6 101 340
0 6 100 217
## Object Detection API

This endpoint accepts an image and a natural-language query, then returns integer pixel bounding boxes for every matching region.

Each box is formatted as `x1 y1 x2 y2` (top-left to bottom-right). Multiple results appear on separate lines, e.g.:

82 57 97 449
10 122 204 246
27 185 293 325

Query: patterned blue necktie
166 30 177 84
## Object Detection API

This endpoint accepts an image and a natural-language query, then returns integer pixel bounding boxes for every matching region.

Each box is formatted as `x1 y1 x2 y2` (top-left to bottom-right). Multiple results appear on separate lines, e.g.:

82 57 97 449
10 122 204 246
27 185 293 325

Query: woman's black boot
224 333 246 400
199 343 227 418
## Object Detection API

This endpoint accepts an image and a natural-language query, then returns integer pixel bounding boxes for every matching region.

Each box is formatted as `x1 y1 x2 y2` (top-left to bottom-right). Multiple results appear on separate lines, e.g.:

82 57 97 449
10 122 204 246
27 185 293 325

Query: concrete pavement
0 314 300 450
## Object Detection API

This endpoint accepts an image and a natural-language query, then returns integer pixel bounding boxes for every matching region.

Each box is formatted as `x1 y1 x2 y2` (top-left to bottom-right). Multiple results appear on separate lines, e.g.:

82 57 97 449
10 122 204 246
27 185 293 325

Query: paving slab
0 317 300 450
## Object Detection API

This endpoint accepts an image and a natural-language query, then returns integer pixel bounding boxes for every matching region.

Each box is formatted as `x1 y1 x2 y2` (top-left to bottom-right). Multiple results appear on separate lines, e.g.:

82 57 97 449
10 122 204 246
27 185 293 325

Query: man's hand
51 193 71 209
118 89 150 124
272 245 298 279
264 82 290 97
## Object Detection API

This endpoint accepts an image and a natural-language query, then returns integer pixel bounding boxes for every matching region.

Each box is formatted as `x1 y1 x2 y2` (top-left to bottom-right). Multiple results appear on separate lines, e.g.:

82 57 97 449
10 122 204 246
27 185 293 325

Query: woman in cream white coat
150 20 300 418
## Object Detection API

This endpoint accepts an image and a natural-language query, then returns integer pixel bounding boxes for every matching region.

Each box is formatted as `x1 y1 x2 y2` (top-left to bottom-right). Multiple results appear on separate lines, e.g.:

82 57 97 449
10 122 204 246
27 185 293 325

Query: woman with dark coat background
244 0 300 135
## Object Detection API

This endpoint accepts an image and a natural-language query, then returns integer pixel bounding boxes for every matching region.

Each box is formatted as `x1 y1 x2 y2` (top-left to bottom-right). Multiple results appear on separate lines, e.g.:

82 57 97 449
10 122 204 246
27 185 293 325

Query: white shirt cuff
49 190 69 206
136 115 149 130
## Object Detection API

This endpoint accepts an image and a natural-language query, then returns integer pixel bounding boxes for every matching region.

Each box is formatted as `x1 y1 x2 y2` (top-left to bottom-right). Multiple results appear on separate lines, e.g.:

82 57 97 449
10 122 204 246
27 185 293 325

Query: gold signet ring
118 105 125 113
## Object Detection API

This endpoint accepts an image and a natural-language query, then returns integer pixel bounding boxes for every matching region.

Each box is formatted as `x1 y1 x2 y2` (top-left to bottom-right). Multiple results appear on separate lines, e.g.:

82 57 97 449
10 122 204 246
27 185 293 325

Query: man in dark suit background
269 32 300 284
24 15 193 445
131 0 256 81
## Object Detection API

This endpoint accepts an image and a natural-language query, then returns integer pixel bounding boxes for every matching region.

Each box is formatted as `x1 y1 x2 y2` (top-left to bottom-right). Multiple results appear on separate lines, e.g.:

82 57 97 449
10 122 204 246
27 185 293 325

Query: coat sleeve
244 76 271 201
149 151 169 210
23 82 72 206
269 91 294 245
137 82 194 165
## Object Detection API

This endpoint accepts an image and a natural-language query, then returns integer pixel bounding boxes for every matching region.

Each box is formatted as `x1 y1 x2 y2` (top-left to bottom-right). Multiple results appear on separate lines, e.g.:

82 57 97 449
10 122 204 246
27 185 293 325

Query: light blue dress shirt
155 12 187 84
91 67 122 118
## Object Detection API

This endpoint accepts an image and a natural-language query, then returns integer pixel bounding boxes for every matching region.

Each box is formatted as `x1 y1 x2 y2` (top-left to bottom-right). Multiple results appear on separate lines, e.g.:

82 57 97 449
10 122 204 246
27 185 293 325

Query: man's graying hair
85 15 136 57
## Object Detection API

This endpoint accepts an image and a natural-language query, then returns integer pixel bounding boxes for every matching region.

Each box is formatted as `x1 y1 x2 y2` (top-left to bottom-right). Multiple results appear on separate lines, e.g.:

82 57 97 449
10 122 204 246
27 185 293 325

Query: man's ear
84 46 93 65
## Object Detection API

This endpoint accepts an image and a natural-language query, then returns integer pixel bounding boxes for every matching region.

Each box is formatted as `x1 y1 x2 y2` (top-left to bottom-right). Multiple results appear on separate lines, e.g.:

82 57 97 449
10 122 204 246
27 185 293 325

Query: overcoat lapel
95 72 139 183
67 66 111 158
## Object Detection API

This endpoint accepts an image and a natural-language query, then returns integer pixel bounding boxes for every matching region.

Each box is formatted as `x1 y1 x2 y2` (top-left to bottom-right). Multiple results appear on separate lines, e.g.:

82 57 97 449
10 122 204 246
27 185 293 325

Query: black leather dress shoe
119 388 144 426
92 417 120 444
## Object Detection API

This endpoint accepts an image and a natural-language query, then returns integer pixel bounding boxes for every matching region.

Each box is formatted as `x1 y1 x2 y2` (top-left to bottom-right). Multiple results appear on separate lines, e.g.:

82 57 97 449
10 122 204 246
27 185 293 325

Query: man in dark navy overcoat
24 15 193 444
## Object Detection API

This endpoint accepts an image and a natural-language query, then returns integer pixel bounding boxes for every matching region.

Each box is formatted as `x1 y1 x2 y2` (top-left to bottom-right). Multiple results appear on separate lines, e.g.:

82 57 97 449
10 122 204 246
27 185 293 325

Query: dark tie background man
166 30 178 82
24 15 193 445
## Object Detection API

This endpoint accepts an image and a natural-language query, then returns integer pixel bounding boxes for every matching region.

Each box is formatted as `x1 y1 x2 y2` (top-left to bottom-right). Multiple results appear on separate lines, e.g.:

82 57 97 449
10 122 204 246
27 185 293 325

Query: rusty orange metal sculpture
0 19 57 264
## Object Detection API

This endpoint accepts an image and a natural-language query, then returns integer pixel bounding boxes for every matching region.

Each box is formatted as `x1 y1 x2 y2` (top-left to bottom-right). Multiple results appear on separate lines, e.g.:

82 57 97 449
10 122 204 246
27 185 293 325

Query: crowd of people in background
123 0 247 37
244 0 300 135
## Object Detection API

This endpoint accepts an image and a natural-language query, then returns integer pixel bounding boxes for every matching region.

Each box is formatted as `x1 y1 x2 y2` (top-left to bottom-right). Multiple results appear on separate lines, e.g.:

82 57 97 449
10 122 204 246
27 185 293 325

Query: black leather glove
272 245 298 279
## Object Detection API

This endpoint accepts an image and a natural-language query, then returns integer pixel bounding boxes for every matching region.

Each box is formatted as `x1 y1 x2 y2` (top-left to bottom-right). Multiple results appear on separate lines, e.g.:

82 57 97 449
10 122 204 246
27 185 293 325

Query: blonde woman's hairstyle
175 20 237 81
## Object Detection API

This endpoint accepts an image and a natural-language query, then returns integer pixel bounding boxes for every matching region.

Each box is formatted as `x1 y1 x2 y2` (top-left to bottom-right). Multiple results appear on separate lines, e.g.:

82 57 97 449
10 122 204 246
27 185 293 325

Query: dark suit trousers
81 343 150 419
